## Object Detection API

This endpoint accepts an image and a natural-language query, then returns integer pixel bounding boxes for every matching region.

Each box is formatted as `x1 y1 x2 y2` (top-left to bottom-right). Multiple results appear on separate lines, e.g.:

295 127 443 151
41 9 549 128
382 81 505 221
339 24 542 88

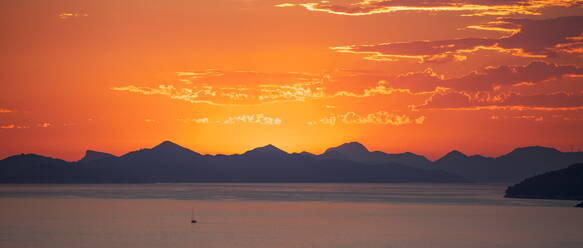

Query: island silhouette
505 163 583 200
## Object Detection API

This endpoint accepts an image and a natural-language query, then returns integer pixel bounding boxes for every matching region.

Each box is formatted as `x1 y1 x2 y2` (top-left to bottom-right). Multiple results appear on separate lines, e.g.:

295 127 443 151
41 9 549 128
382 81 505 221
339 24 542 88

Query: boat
191 207 197 224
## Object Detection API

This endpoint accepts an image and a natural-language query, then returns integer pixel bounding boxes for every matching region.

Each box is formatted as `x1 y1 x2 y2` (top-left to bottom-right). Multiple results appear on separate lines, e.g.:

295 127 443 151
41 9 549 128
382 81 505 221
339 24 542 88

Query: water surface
1 183 581 248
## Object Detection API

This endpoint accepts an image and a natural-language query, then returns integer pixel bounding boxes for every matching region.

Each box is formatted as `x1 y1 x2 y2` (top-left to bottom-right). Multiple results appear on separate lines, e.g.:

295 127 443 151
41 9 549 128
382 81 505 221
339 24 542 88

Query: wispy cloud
223 114 282 125
332 16 583 63
491 115 544 121
37 122 52 128
0 124 28 129
277 0 582 17
111 85 223 105
178 118 210 124
465 20 522 33
389 62 583 92
1 122 56 129
308 111 425 126
0 108 16 113
112 70 329 106
418 90 583 110
58 12 88 19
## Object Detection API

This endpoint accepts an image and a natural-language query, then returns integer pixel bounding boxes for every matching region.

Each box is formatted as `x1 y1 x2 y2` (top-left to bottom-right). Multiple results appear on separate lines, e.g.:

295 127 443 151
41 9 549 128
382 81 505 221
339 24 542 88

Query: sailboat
191 207 197 224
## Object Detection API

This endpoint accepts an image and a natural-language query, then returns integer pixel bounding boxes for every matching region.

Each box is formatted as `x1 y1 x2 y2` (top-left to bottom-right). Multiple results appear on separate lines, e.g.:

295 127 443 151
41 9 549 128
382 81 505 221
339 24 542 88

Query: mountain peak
320 142 370 162
438 150 468 161
509 146 560 155
263 144 278 150
325 142 369 154
153 140 181 149
500 146 562 161
79 150 116 162
245 144 287 155
148 141 200 156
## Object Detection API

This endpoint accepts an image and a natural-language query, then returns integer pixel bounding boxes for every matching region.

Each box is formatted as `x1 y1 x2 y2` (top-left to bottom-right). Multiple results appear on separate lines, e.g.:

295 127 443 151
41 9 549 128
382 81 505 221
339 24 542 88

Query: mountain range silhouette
1 141 583 183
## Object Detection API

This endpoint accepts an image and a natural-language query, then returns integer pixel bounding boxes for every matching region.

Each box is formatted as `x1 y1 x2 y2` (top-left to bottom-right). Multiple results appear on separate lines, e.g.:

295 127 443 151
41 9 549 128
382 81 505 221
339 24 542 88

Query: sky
0 0 582 161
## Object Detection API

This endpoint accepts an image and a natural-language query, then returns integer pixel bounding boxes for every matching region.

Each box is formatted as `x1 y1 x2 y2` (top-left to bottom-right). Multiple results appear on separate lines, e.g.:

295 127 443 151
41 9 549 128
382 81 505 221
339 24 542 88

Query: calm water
0 183 582 248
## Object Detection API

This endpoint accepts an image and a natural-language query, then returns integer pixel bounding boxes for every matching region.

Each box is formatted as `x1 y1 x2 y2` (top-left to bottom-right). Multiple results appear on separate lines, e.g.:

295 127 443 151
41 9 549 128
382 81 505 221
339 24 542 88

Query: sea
0 183 582 248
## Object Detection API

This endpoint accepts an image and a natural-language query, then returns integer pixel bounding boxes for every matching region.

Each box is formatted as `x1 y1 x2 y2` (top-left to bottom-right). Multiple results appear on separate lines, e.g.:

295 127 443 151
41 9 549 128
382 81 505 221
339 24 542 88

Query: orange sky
1 0 582 161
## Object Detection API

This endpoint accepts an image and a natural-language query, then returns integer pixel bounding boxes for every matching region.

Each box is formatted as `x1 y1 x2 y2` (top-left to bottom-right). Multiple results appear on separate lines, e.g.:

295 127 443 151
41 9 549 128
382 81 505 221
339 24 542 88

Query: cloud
222 114 282 125
465 20 523 33
332 80 421 98
501 92 583 107
258 83 325 101
58 13 88 19
0 124 28 129
113 71 328 105
176 69 321 87
307 116 337 126
179 115 282 125
308 111 425 126
112 83 325 105
387 69 446 93
178 118 210 124
389 62 583 92
176 70 224 82
0 108 16 113
332 16 583 62
37 123 52 128
277 0 581 16
111 84 224 105
418 90 583 110
275 3 296 8
444 62 583 91
111 62 581 108
113 70 425 106
491 115 544 121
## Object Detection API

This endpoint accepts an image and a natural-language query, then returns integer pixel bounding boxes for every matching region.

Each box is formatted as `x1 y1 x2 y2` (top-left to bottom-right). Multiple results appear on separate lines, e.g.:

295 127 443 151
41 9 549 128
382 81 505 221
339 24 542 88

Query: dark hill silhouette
504 163 583 201
0 141 465 183
319 142 432 168
96 141 205 182
433 147 583 182
434 151 495 182
318 150 350 161
79 150 116 163
0 154 71 183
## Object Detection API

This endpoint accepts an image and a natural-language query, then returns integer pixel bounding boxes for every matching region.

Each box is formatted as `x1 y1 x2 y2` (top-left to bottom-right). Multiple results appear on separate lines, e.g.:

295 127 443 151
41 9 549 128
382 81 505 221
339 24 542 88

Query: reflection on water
0 184 582 248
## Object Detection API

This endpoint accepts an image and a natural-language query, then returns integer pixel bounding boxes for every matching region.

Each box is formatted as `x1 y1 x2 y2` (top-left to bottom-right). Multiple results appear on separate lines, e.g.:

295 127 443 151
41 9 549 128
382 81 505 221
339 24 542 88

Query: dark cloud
499 16 583 57
334 16 583 62
446 61 583 91
420 91 583 109
502 92 583 108
389 62 583 92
